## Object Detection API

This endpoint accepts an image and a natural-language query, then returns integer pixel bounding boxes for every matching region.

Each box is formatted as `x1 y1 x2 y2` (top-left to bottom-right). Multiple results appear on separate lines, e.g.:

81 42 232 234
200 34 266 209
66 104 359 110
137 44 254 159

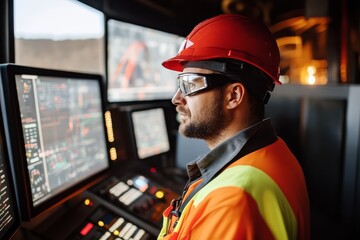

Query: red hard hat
162 14 281 84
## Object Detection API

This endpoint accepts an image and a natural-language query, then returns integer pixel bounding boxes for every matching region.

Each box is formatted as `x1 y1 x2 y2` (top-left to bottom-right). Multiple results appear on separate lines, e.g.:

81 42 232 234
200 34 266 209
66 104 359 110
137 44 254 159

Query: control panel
91 174 179 228
16 192 157 240
70 206 152 240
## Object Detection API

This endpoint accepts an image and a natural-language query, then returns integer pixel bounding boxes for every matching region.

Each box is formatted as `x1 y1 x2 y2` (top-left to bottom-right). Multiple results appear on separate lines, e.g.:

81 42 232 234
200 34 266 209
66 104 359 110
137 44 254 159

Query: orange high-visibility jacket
158 138 310 240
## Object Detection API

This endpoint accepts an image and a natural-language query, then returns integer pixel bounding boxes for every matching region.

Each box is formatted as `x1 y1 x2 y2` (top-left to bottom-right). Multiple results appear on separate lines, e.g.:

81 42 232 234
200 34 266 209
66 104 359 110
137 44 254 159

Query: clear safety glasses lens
177 74 208 96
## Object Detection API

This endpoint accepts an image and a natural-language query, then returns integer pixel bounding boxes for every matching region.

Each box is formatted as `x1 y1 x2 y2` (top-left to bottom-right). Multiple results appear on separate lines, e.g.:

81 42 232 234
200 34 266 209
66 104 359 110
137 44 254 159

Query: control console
91 174 179 228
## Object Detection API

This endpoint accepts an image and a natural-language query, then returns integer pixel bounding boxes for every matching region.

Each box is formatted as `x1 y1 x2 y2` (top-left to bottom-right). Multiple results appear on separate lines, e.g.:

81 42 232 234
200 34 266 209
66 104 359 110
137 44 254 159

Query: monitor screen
0 112 20 239
0 64 109 219
131 108 170 159
107 19 184 102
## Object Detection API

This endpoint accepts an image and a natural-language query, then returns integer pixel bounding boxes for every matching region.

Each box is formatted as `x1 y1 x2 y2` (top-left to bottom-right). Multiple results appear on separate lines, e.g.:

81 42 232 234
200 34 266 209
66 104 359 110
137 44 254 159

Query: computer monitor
107 19 184 102
0 106 20 240
0 64 110 220
131 107 170 160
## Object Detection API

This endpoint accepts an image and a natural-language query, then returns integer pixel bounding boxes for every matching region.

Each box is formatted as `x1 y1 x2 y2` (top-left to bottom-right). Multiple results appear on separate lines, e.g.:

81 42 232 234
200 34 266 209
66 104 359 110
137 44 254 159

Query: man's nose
171 88 185 105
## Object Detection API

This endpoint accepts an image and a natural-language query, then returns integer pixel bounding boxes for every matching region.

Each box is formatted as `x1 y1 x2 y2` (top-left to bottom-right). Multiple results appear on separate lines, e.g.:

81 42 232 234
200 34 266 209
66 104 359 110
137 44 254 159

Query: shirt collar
185 118 276 183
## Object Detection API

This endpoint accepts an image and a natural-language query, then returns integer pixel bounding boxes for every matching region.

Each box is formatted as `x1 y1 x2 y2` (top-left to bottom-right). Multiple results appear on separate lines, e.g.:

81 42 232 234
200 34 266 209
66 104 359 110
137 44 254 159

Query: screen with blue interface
15 73 109 207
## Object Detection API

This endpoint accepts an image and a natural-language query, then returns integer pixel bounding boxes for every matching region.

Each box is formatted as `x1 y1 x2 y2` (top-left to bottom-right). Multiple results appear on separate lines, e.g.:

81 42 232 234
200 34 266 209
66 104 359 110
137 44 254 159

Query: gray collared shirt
185 118 277 185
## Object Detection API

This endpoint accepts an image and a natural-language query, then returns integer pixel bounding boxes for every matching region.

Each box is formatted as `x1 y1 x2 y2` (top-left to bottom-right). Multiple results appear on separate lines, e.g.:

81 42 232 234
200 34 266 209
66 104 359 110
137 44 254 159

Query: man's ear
226 83 246 109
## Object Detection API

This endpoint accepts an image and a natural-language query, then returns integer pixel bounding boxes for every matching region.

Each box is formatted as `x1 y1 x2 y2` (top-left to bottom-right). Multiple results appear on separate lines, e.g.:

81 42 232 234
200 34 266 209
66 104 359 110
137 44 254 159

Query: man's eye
188 82 196 90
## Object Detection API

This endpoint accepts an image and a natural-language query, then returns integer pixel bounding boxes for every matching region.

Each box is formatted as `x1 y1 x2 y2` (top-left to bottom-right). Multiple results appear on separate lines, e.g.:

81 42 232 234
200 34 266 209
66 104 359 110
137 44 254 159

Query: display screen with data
15 73 109 207
0 121 19 239
0 153 18 239
131 108 170 159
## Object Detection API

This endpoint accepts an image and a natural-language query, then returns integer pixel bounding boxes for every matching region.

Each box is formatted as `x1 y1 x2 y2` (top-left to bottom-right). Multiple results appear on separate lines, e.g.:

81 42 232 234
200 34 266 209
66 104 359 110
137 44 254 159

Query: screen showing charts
0 137 19 239
15 74 109 206
107 19 184 102
131 108 170 159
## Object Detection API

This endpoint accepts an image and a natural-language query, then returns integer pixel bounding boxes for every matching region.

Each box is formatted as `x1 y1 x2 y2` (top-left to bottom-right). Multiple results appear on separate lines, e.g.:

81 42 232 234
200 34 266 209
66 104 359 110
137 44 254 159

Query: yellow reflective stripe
157 215 169 240
192 165 297 240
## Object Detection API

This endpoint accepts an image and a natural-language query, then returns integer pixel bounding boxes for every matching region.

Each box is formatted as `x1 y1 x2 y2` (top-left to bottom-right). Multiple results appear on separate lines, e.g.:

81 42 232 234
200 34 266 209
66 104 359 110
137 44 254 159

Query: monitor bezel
128 104 171 163
0 101 21 240
106 18 183 103
0 64 110 220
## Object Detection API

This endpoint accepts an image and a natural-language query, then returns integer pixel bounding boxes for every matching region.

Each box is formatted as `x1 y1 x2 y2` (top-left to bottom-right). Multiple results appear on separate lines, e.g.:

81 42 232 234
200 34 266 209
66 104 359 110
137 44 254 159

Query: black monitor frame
106 18 184 103
130 106 170 161
111 103 173 169
0 103 20 240
0 64 110 220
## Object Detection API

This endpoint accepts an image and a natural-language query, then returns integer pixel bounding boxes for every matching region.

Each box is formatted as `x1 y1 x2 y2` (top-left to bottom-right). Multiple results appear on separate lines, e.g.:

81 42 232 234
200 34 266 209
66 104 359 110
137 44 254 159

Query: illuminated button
119 223 133 238
127 179 134 185
80 222 94 236
113 229 120 236
123 225 138 239
133 229 146 240
134 176 149 192
155 190 165 199
109 217 124 232
99 231 111 240
84 198 93 206
109 182 129 197
119 188 142 205
98 220 105 227
109 147 117 161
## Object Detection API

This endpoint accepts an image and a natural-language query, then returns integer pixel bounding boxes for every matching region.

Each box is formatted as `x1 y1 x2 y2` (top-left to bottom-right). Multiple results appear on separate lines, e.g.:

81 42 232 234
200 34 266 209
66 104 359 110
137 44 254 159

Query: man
158 14 310 240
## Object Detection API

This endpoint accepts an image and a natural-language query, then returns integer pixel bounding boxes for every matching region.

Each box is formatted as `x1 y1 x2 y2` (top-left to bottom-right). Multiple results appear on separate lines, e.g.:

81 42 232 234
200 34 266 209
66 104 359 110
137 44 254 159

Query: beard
179 90 227 140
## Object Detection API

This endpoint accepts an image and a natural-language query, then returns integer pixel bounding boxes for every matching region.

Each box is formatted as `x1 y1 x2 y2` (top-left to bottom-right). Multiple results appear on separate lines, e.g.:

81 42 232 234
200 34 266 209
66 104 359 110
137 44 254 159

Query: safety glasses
177 73 235 96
